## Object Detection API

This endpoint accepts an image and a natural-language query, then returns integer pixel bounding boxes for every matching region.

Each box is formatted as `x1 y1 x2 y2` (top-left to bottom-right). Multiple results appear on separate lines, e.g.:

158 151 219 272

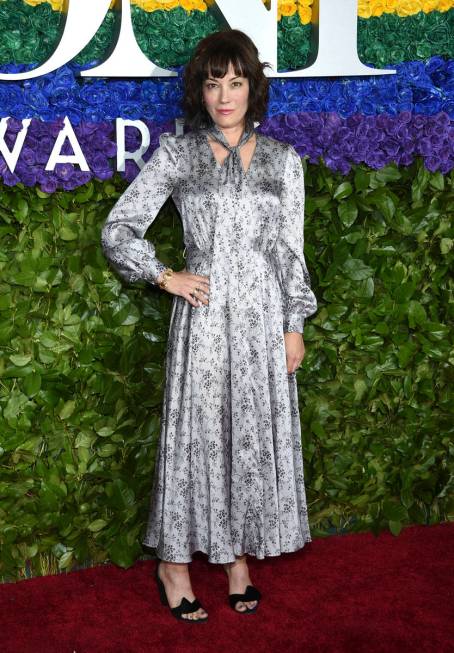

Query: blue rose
414 90 443 114
80 82 111 106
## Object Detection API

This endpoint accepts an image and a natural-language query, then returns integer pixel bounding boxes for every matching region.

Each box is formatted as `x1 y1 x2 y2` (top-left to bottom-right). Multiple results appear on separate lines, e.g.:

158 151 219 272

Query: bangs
202 51 246 80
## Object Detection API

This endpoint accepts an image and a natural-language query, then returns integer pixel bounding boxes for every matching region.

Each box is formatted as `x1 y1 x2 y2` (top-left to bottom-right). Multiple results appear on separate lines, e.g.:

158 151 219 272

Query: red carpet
1 523 453 653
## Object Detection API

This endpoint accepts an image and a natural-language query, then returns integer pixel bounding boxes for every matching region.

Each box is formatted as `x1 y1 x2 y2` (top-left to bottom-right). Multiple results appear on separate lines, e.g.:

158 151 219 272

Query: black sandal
154 560 208 623
229 584 262 614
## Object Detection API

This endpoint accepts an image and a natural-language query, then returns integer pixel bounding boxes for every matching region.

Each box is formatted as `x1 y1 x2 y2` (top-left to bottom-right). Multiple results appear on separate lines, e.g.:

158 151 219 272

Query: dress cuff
142 259 169 286
283 304 305 333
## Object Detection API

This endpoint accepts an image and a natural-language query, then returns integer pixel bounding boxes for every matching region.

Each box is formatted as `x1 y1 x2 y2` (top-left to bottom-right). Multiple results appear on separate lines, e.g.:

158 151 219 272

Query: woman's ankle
160 560 189 574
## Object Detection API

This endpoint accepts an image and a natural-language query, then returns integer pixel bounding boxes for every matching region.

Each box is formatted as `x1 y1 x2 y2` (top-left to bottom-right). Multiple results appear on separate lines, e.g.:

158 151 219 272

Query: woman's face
202 61 250 130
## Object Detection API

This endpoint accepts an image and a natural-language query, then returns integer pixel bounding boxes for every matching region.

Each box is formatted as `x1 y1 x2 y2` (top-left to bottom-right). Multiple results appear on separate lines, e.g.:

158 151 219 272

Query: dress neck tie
205 121 255 187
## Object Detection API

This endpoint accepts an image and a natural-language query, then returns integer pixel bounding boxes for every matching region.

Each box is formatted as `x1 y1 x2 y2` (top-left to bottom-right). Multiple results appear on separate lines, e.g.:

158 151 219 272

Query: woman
101 29 318 622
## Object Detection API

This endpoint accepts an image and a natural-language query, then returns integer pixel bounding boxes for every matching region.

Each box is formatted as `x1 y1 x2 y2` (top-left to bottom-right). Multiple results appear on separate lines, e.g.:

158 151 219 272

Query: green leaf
58 551 74 570
370 188 396 221
341 257 374 280
408 300 427 328
95 426 115 437
60 226 78 241
310 421 326 437
375 165 401 183
23 372 42 396
87 519 107 533
338 197 358 227
15 198 29 222
429 171 444 191
382 500 408 522
108 534 138 568
440 238 452 255
389 520 402 536
9 354 32 366
354 168 370 191
333 182 353 200
97 443 117 457
59 400 76 420
75 432 97 448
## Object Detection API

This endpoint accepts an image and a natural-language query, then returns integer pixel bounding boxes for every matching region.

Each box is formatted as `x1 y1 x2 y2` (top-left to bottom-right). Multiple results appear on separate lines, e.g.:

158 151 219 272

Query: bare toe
183 608 207 620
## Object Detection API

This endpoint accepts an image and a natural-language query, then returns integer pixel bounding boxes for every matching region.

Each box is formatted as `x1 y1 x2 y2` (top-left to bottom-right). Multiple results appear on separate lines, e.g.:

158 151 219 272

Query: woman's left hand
284 332 305 374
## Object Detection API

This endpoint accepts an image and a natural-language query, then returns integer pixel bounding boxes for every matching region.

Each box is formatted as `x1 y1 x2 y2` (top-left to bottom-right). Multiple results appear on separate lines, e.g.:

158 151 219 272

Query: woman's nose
220 86 230 102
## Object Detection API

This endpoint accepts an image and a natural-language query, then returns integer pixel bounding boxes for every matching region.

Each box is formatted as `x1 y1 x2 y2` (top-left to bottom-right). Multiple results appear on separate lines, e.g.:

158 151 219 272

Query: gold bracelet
158 267 174 290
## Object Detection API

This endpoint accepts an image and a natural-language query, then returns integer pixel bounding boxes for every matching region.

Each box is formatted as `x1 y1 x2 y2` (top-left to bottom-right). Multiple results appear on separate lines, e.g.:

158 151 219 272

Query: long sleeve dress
101 125 318 564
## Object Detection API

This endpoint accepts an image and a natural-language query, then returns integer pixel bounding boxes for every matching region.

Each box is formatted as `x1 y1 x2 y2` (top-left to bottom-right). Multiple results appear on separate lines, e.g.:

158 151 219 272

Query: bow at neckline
205 121 256 185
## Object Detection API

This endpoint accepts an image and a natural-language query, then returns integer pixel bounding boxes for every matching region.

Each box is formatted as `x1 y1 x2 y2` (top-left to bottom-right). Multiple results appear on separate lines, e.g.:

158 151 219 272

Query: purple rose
54 163 75 180
15 162 38 186
20 147 36 166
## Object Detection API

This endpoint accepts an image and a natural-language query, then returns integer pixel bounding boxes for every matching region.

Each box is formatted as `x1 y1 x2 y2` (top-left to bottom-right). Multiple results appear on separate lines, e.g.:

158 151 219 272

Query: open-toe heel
229 585 262 614
154 560 208 623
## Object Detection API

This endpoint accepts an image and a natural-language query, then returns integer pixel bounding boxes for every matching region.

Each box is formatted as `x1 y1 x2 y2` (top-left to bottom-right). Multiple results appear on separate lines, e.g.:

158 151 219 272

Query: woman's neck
213 120 247 147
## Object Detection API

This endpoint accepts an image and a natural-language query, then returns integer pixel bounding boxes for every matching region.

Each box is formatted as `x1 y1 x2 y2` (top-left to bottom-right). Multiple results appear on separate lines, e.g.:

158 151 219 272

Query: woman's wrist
156 269 166 285
157 267 174 289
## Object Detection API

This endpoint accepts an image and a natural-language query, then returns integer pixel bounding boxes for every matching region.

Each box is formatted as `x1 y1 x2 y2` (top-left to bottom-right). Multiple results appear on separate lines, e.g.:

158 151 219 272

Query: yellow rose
298 0 313 6
437 0 453 11
421 0 439 10
139 0 177 9
181 0 207 11
132 0 152 10
384 0 399 12
298 6 312 23
159 0 180 9
396 0 420 16
278 0 298 17
370 0 387 16
180 0 204 10
24 0 46 7
358 1 373 19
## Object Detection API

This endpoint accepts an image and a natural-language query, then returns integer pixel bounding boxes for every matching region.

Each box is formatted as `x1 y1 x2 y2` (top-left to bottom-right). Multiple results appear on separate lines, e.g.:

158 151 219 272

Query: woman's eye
232 81 242 87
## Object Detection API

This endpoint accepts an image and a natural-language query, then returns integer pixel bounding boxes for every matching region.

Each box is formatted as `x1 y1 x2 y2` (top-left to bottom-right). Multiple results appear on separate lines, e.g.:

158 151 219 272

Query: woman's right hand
157 268 210 308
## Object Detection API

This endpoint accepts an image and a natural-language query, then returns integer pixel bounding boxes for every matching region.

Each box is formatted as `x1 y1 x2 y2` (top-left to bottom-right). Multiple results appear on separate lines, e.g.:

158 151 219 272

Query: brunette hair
182 29 271 131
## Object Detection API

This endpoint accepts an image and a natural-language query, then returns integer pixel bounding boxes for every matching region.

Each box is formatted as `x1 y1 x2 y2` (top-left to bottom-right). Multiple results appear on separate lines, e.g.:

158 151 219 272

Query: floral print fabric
101 127 318 563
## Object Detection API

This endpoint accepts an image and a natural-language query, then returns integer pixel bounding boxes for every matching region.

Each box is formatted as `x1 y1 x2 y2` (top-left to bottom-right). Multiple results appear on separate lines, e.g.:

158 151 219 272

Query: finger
288 359 298 373
185 292 200 307
187 281 210 299
193 286 209 298
192 287 210 304
191 274 210 288
191 291 208 306
189 288 207 307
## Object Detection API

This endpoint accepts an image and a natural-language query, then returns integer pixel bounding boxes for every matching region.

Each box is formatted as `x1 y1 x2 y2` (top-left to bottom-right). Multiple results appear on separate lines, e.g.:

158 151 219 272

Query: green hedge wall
0 157 453 581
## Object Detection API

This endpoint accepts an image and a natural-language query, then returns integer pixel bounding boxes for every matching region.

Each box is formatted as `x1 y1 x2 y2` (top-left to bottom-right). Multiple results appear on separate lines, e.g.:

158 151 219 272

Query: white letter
286 0 395 77
0 0 111 81
211 0 395 77
0 118 31 171
46 117 89 171
81 0 176 78
116 119 150 171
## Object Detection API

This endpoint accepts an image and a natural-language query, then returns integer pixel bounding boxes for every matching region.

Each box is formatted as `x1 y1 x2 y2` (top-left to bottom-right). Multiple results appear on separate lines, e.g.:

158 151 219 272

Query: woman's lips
217 109 234 114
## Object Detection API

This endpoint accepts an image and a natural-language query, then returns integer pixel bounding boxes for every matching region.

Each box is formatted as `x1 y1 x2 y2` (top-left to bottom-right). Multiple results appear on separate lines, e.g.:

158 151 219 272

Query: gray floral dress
101 123 318 564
